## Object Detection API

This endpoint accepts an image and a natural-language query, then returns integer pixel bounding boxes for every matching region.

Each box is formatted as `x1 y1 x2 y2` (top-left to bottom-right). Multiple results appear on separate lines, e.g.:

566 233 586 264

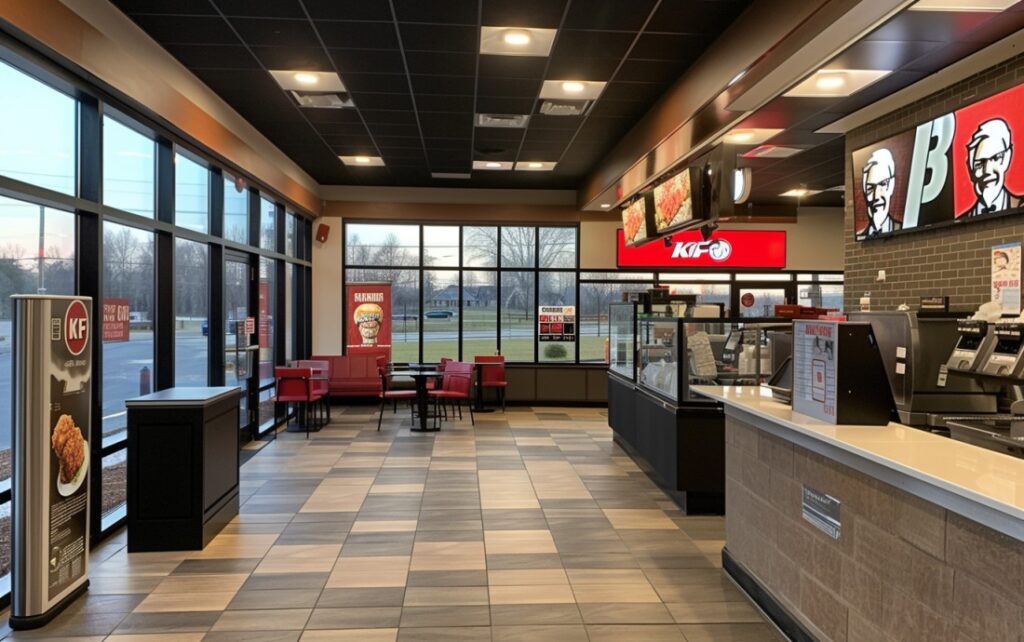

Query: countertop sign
793 320 838 423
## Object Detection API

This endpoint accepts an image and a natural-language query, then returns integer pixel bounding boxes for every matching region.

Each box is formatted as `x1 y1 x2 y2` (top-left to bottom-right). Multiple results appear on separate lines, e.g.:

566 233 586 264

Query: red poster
101 298 130 343
346 282 392 356
616 229 786 269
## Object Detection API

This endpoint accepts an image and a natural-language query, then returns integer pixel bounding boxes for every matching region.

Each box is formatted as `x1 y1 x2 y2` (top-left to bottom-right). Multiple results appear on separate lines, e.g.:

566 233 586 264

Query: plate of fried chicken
51 414 88 497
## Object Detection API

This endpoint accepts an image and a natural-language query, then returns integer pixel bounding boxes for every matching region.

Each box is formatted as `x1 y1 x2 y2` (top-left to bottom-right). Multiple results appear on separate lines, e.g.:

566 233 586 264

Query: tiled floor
1 405 782 641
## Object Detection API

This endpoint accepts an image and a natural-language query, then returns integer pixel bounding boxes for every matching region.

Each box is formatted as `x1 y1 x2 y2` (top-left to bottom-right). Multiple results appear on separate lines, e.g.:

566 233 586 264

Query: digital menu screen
853 82 1024 241
653 169 694 233
621 193 653 247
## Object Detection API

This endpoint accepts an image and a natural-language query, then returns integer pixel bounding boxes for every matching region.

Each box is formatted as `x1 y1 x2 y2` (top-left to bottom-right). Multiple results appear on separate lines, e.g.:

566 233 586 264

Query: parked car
201 319 239 336
392 313 418 322
424 310 456 319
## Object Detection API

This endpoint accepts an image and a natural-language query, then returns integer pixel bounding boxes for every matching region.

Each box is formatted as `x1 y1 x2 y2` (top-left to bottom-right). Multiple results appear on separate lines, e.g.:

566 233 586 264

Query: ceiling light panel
480 26 557 57
784 69 892 98
722 128 784 145
779 188 823 198
269 70 345 92
514 161 557 171
473 160 513 170
910 0 1017 10
476 113 531 128
540 80 608 101
340 155 385 167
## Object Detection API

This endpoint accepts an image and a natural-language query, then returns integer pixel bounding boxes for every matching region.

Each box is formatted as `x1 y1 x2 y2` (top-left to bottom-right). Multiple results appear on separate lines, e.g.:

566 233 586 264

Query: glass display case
609 302 637 380
638 318 791 403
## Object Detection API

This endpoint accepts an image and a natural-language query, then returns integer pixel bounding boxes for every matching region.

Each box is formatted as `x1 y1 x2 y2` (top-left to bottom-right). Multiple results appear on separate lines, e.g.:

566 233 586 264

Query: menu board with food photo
10 295 92 628
538 306 577 342
346 282 392 357
621 194 651 247
654 169 693 232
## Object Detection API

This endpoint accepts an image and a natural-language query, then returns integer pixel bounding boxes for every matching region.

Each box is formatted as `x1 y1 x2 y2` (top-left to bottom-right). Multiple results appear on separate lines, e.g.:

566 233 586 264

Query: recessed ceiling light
269 70 345 92
503 29 532 46
480 26 556 57
600 203 611 209
473 160 513 170
784 69 891 98
540 80 607 100
779 188 822 198
339 155 384 167
910 0 1016 10
722 128 785 146
514 161 556 171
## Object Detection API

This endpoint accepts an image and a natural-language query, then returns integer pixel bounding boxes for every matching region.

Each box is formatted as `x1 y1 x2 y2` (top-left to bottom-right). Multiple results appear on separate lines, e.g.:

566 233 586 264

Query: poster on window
101 298 130 342
793 320 838 423
346 282 392 356
538 306 576 342
992 242 1021 316
10 295 91 628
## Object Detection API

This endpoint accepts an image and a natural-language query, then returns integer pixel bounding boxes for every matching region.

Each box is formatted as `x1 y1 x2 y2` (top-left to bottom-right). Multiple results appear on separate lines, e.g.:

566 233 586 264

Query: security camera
663 235 674 248
700 223 719 241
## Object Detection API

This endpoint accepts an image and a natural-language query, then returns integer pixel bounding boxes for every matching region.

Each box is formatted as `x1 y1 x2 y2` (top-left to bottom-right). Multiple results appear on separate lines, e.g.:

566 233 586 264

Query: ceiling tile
251 46 334 71
302 0 393 21
481 0 568 28
317 21 399 49
409 75 476 96
164 44 259 69
214 0 306 19
399 24 478 53
229 17 318 48
127 14 240 45
405 52 477 76
111 0 216 15
394 0 478 25
330 48 407 74
562 0 658 31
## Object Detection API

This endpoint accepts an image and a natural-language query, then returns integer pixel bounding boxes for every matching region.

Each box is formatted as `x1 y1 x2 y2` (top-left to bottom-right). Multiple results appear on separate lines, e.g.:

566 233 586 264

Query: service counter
694 385 1024 642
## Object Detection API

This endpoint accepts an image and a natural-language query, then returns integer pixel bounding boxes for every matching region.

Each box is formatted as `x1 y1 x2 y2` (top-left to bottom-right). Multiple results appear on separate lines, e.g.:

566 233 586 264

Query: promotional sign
538 306 576 342
853 82 1024 240
621 193 655 247
101 299 130 343
616 229 786 269
346 282 392 354
991 242 1021 316
10 295 91 629
793 320 838 423
653 169 694 233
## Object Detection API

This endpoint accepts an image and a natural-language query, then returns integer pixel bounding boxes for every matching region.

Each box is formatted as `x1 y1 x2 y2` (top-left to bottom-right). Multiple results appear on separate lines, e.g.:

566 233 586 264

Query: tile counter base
725 412 1024 642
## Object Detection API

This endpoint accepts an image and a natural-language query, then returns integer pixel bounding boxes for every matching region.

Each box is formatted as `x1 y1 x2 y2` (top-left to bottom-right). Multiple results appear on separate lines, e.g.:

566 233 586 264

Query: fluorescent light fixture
540 80 607 100
269 70 345 92
784 69 891 98
476 113 530 128
514 161 556 171
480 26 556 56
722 128 783 145
779 188 822 198
600 203 611 209
910 0 1017 10
473 160 513 170
339 155 384 167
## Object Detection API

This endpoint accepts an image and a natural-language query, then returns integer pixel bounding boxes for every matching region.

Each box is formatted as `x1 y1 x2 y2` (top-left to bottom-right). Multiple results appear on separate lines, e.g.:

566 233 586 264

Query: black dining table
387 369 443 432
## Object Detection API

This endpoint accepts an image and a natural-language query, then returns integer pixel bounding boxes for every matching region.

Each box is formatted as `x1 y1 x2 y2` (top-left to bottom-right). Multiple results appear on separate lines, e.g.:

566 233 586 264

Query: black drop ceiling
111 0 753 189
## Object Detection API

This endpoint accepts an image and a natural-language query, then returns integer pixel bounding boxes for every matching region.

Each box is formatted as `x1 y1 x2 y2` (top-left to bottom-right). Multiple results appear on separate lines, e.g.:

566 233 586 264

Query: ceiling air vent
289 91 354 109
476 113 530 128
539 100 590 116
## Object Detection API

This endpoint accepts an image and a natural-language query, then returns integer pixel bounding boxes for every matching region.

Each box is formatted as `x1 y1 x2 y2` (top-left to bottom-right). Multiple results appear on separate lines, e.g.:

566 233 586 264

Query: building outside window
174 238 209 386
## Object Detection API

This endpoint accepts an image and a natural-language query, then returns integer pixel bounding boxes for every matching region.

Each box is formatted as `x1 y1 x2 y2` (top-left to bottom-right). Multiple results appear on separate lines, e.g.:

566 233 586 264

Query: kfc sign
617 229 786 269
64 299 90 356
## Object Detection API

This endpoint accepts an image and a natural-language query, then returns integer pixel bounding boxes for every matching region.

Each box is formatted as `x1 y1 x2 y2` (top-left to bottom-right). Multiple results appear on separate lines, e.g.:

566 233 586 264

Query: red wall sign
101 298 129 343
64 299 90 356
616 229 787 269
346 282 393 356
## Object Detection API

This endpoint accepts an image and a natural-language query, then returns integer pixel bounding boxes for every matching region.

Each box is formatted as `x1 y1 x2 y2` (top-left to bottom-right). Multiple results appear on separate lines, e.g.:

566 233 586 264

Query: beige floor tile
152 574 248 594
403 586 490 606
485 530 557 555
134 591 237 612
326 556 410 588
410 541 486 571
567 569 649 585
602 509 680 530
189 533 279 559
350 520 418 533
300 630 398 641
488 569 569 586
665 600 763 624
572 583 662 604
255 544 342 574
211 608 312 631
369 484 425 495
489 584 577 605
107 635 206 642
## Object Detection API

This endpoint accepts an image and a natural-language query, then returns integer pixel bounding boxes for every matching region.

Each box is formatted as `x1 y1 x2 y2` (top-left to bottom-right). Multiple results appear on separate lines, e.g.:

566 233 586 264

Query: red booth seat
312 350 389 397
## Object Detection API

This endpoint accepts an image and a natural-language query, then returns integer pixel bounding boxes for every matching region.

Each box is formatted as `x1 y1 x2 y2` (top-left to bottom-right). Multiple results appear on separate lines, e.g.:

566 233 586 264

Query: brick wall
844 54 1024 311
725 416 1024 642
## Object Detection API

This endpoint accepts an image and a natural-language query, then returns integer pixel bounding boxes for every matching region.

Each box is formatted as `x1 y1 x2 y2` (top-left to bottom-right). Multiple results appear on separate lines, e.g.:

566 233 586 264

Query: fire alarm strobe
316 223 330 243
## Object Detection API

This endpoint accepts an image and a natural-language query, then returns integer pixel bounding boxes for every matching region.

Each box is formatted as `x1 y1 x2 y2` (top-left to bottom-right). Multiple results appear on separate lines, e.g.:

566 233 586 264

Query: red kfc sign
102 298 130 343
64 299 90 356
616 229 786 269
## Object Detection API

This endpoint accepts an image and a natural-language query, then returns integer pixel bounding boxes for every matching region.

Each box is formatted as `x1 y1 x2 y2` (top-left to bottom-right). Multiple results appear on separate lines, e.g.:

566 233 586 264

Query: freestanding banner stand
10 295 92 629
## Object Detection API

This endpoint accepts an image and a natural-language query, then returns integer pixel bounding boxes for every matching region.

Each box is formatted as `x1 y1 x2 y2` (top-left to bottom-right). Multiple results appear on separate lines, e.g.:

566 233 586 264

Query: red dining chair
274 367 321 439
294 359 330 423
429 361 474 426
377 366 417 431
474 355 507 411
426 357 452 392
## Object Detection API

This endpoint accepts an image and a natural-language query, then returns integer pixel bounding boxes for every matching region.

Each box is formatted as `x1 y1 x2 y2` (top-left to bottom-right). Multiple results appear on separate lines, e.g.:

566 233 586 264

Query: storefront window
0 61 76 195
0 197 75 496
462 271 497 358
258 257 276 428
501 227 536 268
346 223 419 266
579 281 653 362
424 226 459 267
423 270 459 362
174 153 209 233
501 271 535 360
285 262 294 361
539 228 576 269
739 287 787 317
174 238 209 386
259 197 276 251
285 211 296 257
799 283 844 311
539 271 576 362
668 284 732 317
223 174 248 244
463 226 497 267
103 116 155 217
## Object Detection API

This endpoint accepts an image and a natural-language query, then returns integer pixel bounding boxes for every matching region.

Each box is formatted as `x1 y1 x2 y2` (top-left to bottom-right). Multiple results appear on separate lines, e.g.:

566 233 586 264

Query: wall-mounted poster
992 242 1022 316
538 306 576 342
346 282 392 356
853 82 1024 241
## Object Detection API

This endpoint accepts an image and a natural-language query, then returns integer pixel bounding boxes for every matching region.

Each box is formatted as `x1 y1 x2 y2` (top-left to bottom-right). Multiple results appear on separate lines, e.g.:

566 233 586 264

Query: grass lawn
391 335 607 363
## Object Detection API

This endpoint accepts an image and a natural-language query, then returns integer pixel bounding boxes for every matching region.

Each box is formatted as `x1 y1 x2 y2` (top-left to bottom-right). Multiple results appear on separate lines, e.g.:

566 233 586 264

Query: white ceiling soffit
319 185 576 206
819 31 1024 134
727 0 919 113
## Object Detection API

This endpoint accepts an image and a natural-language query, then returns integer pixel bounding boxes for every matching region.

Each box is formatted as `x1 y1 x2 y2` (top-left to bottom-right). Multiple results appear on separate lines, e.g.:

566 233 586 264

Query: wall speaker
316 223 330 243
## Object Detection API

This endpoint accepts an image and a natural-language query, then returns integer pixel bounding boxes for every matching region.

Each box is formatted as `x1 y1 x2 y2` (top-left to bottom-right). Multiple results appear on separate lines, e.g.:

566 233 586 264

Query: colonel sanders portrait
861 148 898 236
964 118 1023 217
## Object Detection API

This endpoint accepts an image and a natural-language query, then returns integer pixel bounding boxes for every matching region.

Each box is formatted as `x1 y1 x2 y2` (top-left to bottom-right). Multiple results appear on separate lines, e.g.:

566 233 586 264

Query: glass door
224 253 255 435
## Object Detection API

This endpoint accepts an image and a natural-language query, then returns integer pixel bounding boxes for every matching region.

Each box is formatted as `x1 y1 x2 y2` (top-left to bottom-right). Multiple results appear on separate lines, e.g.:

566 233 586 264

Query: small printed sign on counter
802 486 841 540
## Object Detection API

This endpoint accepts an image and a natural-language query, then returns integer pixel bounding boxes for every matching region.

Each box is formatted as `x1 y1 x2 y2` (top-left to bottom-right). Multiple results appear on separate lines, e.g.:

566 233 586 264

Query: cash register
946 320 996 373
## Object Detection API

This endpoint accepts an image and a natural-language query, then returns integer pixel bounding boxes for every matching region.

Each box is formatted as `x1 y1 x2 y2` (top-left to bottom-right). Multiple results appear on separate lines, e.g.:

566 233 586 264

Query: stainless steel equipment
946 320 996 372
978 322 1024 378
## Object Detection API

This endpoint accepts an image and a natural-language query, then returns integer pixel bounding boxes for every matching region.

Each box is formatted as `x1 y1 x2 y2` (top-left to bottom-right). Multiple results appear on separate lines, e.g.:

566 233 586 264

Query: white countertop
693 385 1024 538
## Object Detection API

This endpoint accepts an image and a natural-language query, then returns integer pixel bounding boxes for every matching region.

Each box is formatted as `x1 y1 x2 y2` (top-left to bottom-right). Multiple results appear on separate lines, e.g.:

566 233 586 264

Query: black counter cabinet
125 387 241 552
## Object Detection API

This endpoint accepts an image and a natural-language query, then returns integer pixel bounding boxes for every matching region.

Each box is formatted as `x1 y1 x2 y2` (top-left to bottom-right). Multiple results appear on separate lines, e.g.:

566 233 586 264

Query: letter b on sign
64 300 89 356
